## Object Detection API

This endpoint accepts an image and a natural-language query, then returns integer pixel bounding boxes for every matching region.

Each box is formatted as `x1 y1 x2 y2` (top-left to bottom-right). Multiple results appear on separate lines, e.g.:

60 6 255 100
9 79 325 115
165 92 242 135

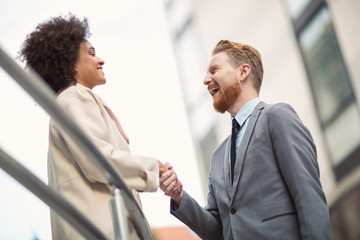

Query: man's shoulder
260 102 295 116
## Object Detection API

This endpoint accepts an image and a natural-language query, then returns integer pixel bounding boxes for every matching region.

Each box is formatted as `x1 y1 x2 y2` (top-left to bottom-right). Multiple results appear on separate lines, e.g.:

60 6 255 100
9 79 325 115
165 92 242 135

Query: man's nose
203 74 212 85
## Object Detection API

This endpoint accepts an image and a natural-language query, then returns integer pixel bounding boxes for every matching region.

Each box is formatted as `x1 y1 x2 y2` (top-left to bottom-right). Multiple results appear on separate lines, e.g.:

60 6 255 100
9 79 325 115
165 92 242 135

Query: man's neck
228 92 259 117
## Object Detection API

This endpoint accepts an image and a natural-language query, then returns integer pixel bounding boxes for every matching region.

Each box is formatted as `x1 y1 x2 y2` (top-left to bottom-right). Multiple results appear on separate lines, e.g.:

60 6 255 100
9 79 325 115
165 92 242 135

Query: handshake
158 161 183 206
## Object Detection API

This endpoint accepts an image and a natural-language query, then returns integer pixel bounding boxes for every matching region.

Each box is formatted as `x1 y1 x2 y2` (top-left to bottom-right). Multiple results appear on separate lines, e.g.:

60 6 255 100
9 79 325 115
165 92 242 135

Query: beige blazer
48 83 159 240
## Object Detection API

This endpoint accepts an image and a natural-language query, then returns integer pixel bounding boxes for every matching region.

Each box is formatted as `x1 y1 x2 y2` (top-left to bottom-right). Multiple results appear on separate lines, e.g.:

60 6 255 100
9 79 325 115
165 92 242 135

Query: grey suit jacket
171 102 331 240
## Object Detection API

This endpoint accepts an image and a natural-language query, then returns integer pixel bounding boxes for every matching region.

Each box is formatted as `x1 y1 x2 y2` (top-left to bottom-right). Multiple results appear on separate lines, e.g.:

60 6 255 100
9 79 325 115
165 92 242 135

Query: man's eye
89 53 95 56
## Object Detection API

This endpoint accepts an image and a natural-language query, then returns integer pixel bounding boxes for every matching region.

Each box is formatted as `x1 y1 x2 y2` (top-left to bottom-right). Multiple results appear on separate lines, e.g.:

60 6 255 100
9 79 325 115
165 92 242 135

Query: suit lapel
230 102 265 200
224 136 232 197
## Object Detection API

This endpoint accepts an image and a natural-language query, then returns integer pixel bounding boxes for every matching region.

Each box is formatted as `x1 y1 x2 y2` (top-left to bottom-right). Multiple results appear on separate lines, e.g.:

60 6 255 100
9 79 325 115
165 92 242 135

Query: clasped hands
158 161 183 206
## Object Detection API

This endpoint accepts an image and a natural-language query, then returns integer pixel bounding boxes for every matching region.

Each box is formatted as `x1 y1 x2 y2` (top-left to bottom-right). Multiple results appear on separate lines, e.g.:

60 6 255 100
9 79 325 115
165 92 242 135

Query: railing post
111 188 130 240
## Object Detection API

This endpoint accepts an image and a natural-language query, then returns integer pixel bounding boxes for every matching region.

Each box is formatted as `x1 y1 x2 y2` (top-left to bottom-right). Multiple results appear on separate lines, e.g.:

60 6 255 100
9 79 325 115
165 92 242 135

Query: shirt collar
233 98 261 127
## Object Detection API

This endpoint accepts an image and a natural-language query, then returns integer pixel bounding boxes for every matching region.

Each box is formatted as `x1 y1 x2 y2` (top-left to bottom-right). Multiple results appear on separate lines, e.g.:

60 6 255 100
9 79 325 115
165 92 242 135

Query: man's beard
213 81 241 113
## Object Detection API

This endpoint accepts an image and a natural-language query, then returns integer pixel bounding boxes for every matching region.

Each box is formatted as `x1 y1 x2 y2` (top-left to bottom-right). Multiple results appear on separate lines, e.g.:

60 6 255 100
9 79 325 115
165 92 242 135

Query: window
286 0 311 20
285 0 360 181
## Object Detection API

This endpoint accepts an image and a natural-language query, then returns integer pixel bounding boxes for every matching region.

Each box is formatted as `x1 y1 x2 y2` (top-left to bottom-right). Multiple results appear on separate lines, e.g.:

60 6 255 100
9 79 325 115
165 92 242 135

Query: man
160 40 332 240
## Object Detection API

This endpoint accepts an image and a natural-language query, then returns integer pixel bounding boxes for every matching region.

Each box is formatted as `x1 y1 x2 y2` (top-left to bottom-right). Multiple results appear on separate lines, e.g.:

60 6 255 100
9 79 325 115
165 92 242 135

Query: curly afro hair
19 13 91 93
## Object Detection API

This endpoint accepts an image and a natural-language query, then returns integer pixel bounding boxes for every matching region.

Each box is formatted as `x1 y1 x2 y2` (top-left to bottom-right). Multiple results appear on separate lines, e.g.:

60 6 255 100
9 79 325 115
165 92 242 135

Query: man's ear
238 64 251 82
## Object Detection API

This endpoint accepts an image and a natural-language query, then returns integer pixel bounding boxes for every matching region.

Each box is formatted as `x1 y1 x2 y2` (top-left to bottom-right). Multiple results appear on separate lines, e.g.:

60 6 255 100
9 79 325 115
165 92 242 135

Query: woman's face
75 40 106 89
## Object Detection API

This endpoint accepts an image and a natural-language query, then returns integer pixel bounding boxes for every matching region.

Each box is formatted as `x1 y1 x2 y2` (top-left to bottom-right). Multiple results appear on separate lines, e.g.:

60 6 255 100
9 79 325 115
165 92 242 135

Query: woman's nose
98 57 105 65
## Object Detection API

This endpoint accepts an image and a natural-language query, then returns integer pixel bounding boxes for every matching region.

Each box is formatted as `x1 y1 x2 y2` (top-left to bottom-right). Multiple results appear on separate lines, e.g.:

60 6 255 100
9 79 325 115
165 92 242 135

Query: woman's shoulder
57 84 98 105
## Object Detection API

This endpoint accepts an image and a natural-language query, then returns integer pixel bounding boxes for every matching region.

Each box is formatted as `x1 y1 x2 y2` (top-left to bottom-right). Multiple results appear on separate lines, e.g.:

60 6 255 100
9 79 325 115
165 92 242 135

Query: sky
0 0 205 239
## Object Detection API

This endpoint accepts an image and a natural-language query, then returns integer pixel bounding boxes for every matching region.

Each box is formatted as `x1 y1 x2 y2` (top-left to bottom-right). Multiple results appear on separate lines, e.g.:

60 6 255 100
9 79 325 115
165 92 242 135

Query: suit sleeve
170 170 222 240
54 89 159 192
267 103 331 239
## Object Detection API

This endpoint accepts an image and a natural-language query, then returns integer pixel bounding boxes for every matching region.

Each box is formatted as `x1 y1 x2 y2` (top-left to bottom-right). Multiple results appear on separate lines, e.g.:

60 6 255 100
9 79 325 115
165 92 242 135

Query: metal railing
0 148 109 240
0 46 154 240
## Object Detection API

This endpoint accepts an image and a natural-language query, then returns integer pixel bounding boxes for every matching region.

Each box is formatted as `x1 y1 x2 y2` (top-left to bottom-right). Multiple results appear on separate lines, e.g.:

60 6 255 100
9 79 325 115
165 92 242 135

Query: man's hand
159 162 183 206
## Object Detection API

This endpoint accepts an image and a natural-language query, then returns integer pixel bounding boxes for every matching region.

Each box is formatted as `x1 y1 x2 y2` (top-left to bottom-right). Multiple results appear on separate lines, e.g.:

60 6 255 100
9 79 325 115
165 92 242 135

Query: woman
19 14 161 240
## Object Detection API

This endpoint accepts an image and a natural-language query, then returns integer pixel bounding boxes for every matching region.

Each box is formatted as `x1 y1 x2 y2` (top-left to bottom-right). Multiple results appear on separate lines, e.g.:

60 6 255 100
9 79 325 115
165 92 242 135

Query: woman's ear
238 63 251 82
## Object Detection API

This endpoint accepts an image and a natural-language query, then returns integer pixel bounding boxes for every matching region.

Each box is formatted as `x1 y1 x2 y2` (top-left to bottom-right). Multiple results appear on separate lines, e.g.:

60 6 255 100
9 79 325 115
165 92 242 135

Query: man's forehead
209 52 229 66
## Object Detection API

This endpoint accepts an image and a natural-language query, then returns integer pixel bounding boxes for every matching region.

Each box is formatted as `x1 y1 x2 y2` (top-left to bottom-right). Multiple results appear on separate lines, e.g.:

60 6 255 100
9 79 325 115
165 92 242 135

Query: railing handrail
0 46 154 239
0 147 109 240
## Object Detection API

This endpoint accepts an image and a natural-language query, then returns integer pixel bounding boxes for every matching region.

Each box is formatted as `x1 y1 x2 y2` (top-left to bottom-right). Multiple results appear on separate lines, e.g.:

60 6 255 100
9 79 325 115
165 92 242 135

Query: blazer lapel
224 136 232 197
99 98 130 144
230 102 265 200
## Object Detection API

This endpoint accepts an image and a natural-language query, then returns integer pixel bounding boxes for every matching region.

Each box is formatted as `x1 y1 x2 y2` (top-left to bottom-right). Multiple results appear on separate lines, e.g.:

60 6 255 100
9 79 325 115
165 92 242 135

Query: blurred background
0 0 359 239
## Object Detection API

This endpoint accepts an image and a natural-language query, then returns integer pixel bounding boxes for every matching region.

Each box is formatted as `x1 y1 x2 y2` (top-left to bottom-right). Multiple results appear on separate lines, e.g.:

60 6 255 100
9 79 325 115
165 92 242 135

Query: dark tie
231 118 240 185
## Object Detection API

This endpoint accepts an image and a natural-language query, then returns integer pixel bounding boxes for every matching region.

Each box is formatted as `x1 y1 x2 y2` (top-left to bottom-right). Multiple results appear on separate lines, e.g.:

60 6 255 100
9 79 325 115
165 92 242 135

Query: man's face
204 52 241 113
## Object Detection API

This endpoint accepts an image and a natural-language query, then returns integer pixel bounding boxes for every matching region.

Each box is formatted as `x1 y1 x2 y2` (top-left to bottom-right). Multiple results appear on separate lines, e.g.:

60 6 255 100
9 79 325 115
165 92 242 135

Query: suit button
230 208 236 214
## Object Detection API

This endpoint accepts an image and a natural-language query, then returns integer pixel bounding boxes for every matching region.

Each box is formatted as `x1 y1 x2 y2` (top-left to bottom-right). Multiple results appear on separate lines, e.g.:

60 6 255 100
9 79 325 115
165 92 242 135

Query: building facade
163 0 360 239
